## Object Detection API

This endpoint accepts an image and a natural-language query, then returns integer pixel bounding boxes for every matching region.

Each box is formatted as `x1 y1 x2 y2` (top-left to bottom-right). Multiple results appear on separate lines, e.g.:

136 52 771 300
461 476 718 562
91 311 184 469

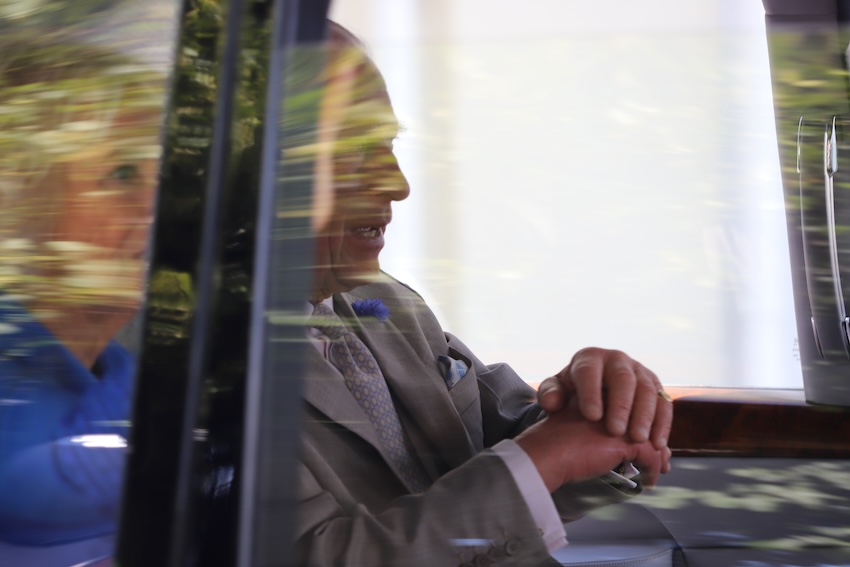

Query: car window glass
331 0 802 388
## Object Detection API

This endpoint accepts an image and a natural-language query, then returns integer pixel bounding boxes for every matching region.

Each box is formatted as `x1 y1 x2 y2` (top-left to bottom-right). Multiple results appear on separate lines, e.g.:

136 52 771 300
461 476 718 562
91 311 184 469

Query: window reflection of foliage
766 27 850 362
147 268 194 344
150 0 271 347
589 461 850 552
568 457 850 565
767 29 850 205
156 0 267 262
153 0 328 329
649 461 850 512
0 0 127 30
275 46 326 222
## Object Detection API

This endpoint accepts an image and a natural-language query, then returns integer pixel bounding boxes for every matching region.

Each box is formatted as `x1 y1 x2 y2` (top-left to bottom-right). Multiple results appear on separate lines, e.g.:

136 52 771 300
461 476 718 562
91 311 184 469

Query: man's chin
311 264 382 301
340 264 382 290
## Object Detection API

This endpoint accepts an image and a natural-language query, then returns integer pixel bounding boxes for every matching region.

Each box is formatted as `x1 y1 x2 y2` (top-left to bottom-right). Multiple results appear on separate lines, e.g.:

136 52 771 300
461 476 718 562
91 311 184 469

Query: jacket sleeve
443 330 639 526
443 331 543 446
296 439 559 567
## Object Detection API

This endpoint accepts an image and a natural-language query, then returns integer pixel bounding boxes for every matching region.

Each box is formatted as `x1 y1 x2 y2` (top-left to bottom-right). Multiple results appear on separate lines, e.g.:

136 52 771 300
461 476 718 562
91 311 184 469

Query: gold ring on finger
657 389 673 403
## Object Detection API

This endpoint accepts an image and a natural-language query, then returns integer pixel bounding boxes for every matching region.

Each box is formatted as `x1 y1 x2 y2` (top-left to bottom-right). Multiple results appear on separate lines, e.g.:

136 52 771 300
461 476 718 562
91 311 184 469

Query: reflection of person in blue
0 41 165 547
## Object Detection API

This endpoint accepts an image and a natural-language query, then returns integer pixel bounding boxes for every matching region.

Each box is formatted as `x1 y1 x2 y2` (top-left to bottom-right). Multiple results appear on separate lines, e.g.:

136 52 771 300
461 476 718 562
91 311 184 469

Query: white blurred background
331 0 801 388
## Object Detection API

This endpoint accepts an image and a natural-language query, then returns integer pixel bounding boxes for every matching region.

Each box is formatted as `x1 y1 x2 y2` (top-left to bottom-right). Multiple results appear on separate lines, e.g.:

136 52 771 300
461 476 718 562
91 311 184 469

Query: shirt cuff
492 439 567 552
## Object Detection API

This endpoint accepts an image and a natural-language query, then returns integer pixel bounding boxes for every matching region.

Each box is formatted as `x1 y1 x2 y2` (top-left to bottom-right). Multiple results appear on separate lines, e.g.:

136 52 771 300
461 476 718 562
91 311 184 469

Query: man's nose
370 147 410 202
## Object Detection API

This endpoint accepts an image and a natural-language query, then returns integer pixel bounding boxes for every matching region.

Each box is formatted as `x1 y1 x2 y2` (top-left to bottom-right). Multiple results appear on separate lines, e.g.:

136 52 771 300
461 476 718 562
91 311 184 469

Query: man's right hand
514 399 671 493
537 347 673 450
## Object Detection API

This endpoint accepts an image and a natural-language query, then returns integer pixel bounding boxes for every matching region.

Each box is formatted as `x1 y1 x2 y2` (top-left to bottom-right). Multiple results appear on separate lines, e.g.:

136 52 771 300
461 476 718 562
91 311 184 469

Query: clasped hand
515 347 672 493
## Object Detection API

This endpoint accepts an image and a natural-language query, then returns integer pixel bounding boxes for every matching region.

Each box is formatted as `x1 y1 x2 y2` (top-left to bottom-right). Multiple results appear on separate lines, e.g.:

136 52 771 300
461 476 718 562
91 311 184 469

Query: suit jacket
297 273 633 567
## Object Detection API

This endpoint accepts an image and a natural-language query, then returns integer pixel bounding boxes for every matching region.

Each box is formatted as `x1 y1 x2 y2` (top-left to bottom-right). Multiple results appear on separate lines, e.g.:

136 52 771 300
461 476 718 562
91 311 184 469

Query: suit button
503 538 522 556
487 545 507 561
473 555 492 567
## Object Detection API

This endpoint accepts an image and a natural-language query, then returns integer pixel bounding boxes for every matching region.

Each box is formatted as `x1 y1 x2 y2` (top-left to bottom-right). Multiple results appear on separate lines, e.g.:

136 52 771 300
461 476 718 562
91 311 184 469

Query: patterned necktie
311 302 430 493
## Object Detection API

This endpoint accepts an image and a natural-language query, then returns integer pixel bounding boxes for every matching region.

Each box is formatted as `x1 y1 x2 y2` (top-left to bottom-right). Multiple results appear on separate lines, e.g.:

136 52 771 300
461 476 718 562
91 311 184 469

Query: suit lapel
302 310 431 492
301 338 384 453
336 294 477 471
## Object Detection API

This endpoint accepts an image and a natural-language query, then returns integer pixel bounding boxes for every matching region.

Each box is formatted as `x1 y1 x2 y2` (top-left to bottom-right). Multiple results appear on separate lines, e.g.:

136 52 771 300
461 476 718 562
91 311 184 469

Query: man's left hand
537 347 672 450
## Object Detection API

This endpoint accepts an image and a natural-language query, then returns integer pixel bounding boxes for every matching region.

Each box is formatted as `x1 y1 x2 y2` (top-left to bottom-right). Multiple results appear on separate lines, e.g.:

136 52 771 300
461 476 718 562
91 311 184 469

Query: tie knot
310 302 347 340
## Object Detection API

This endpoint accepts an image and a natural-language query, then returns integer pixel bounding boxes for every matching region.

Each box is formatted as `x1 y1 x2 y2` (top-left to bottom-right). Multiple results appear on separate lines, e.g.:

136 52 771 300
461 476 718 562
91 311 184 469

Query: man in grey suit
296 22 673 567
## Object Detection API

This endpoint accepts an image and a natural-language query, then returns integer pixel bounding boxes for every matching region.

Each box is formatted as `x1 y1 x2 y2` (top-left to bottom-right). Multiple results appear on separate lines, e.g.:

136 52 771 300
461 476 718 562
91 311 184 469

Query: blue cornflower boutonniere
352 298 390 321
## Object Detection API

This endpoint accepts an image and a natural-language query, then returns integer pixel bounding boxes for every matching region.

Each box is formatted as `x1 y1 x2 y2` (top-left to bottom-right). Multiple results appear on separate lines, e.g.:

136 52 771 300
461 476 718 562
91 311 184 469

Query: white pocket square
437 354 468 389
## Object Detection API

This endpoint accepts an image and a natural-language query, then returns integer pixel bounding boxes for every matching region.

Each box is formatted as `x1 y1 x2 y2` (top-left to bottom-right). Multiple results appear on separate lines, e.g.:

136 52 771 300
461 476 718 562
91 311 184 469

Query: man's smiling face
311 46 410 302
